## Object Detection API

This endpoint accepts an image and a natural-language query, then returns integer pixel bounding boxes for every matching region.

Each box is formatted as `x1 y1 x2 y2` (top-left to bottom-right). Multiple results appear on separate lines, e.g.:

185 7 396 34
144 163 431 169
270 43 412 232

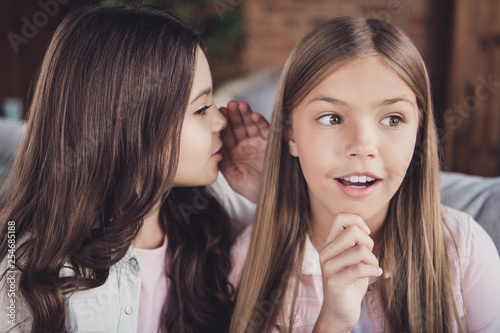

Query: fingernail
378 267 383 275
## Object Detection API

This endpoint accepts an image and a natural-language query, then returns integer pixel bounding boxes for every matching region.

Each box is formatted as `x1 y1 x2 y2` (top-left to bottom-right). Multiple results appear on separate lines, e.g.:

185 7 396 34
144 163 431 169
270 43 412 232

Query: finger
219 106 228 118
332 224 374 251
320 226 374 263
326 213 371 244
219 107 237 150
227 100 248 140
238 102 260 138
321 245 379 275
250 112 270 139
218 147 238 177
325 262 383 288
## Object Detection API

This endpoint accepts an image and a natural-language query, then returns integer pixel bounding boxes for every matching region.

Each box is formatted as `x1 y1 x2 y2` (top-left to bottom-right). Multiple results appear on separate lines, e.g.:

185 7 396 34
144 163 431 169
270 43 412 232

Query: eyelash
381 115 404 127
317 114 405 127
317 114 343 126
195 104 212 115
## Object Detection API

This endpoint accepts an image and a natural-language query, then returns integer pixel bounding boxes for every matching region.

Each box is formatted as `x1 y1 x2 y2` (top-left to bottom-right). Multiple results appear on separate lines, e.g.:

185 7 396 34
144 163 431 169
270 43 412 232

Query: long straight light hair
231 17 463 333
0 6 233 333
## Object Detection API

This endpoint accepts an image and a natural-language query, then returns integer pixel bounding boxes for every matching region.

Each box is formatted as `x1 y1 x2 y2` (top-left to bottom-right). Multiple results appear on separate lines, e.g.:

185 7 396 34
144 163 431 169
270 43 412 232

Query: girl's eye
195 105 211 115
318 114 343 126
381 115 402 127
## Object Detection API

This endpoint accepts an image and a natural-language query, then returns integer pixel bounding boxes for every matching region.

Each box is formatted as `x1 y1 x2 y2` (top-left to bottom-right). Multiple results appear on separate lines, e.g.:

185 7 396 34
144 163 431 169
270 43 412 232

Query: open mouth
336 175 378 189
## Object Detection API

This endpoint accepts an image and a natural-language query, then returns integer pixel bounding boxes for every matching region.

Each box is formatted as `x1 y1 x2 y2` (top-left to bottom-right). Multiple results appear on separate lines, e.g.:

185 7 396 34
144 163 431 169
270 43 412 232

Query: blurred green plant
100 0 243 64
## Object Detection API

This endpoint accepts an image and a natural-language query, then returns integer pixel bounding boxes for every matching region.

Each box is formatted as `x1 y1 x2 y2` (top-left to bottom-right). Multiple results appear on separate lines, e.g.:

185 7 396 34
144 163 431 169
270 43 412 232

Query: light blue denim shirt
0 245 143 333
64 246 141 333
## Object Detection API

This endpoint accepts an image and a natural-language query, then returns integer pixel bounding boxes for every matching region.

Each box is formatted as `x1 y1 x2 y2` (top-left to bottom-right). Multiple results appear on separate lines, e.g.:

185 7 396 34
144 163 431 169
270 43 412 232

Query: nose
345 122 377 159
213 106 227 133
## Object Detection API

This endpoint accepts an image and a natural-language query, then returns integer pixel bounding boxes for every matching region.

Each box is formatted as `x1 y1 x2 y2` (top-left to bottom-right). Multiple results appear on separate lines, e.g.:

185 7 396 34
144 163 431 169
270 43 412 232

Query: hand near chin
313 213 383 333
219 100 269 203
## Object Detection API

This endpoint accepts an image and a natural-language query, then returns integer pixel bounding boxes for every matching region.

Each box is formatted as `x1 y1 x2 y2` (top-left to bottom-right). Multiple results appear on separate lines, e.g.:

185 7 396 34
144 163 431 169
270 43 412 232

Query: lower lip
211 152 223 161
334 179 381 198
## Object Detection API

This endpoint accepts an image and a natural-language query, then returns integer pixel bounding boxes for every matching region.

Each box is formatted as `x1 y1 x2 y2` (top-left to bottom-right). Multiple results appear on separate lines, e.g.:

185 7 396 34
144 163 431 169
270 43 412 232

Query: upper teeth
343 175 375 183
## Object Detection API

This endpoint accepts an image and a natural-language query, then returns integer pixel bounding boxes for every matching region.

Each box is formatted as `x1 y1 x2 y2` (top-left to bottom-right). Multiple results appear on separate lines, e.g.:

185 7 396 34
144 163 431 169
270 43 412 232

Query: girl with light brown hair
0 5 268 333
229 17 500 332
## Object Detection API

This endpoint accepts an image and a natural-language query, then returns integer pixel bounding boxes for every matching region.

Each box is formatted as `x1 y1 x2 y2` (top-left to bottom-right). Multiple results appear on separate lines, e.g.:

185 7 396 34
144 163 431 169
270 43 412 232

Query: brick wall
241 0 449 72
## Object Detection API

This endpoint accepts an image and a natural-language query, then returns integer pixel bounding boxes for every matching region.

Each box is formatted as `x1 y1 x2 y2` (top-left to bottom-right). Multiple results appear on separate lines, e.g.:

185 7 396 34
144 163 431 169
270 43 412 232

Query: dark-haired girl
0 5 267 333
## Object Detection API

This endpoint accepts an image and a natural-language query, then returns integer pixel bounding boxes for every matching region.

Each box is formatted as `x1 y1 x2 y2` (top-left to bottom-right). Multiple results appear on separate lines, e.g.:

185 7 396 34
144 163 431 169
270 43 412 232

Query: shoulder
0 230 33 330
0 254 32 331
441 204 498 260
441 205 500 331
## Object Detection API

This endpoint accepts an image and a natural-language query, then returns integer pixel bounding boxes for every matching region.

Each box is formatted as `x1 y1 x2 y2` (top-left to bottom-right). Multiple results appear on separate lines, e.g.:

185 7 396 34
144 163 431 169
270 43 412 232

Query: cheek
177 129 209 180
179 138 211 166
175 128 217 186
180 120 211 155
294 131 338 181
385 134 418 179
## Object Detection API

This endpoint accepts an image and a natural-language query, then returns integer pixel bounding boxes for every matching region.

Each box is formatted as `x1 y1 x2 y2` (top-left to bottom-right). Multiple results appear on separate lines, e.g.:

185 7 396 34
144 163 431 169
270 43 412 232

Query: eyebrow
379 97 415 108
307 96 348 107
307 95 415 109
189 87 211 104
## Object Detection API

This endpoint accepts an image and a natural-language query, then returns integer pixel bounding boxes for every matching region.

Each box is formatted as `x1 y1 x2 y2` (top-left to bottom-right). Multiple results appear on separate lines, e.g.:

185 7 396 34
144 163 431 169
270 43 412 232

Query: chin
203 169 219 186
328 200 376 220
207 174 219 185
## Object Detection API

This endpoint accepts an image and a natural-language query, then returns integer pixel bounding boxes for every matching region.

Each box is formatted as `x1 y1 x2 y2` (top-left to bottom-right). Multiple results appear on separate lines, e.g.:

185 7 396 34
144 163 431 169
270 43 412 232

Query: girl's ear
284 125 299 157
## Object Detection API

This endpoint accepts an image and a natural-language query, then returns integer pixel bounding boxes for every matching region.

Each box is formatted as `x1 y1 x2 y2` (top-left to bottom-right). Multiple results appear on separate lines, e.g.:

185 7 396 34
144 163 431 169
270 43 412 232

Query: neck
131 204 165 249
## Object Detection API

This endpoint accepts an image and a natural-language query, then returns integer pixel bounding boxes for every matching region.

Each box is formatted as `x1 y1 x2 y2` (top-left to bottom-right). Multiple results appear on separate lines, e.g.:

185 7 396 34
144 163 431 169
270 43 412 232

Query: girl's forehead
290 56 406 99
293 56 417 111
320 56 408 88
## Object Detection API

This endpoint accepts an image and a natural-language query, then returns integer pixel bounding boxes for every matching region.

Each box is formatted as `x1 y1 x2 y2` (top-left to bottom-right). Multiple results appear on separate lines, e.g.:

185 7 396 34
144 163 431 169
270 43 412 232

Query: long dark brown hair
231 17 463 333
0 6 233 332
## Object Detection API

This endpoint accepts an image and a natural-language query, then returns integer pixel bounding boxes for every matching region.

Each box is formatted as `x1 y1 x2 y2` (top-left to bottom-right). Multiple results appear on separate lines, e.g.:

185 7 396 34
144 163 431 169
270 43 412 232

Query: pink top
135 236 169 333
230 206 500 332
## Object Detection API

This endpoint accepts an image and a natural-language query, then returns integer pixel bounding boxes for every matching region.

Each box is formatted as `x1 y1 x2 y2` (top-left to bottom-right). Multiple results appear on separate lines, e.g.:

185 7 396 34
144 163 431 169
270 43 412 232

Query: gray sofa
0 119 25 183
440 172 500 252
0 118 499 253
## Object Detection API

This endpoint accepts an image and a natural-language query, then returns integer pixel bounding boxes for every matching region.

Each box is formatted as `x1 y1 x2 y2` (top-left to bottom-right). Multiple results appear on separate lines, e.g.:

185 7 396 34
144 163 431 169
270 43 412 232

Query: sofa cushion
440 172 500 253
